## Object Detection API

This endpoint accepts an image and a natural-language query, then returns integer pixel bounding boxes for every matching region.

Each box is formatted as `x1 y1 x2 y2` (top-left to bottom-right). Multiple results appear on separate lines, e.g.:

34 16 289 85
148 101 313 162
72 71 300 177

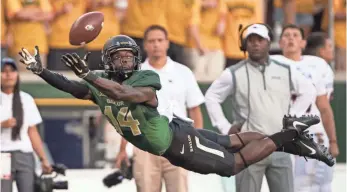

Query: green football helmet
101 35 141 80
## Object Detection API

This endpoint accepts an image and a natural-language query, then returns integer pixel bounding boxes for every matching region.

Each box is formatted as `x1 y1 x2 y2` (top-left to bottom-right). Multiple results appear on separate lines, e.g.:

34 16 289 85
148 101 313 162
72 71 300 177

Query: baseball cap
244 24 271 41
1 57 17 71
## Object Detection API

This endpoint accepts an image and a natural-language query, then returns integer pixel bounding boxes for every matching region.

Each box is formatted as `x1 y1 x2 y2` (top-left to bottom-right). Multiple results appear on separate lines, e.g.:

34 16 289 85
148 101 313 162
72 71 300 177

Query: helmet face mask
101 35 142 81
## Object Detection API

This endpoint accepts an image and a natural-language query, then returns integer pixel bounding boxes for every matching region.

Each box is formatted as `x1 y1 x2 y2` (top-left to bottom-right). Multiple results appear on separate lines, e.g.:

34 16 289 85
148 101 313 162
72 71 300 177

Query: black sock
269 130 298 148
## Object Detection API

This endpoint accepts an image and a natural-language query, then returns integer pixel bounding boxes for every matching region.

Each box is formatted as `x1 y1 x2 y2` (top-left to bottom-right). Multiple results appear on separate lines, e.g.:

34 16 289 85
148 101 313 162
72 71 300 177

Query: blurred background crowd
1 0 346 79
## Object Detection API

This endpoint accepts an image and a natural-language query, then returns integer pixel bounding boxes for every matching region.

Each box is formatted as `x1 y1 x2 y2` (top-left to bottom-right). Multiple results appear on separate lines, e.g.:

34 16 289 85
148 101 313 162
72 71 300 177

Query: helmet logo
85 25 95 31
120 41 132 45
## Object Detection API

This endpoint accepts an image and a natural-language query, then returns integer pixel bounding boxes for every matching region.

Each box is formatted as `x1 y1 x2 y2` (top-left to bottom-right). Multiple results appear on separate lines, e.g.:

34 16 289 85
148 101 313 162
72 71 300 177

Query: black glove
18 46 43 74
61 52 90 78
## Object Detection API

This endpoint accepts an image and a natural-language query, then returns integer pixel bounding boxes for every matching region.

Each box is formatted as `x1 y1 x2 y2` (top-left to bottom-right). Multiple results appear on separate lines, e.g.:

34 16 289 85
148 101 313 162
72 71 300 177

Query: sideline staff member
205 24 315 192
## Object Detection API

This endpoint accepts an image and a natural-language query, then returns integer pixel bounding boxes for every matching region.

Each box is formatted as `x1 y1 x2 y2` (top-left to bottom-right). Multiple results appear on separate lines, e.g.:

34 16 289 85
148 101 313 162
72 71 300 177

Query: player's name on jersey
98 91 125 106
107 99 124 106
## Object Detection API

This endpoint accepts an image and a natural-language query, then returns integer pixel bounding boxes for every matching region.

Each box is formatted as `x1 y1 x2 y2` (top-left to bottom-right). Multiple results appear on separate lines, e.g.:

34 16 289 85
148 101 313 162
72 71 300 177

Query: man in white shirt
115 25 205 192
271 24 338 192
204 23 325 192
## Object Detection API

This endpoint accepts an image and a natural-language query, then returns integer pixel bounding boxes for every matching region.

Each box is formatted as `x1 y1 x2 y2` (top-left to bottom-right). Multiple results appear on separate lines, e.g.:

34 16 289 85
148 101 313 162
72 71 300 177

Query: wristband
329 140 337 144
82 71 98 82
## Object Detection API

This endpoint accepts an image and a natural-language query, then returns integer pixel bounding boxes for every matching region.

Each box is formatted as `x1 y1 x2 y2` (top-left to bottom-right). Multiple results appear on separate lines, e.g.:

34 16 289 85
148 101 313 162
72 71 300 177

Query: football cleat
282 115 320 133
279 131 335 167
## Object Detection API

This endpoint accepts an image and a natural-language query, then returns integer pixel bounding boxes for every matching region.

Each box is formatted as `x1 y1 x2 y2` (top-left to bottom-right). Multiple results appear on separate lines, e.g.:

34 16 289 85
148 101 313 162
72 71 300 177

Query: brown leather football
69 11 104 46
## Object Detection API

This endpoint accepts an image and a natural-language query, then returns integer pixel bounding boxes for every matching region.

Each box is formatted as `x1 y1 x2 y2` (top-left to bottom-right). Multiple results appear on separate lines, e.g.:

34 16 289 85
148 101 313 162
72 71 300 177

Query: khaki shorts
133 147 188 192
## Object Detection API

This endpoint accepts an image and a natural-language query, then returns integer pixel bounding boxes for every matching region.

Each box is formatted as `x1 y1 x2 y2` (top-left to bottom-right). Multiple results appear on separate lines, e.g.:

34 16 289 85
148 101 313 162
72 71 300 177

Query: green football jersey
84 70 173 155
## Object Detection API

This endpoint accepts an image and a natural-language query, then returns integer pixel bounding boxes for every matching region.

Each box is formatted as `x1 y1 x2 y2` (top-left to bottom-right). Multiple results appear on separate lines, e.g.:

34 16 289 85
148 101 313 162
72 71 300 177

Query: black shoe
282 115 320 133
279 131 335 167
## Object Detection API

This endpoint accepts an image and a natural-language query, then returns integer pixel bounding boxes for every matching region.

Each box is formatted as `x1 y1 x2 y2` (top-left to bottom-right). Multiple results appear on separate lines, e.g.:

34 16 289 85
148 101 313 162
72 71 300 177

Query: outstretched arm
18 47 92 100
38 69 92 100
83 72 156 105
57 52 157 105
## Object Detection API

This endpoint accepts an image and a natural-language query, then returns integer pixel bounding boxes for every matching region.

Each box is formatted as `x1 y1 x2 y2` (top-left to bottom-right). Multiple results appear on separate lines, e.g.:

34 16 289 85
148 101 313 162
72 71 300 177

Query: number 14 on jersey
104 106 142 136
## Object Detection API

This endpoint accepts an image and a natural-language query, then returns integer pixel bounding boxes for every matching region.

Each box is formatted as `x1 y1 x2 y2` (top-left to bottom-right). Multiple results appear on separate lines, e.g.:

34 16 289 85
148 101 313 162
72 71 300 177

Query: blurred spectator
274 0 314 37
275 24 338 192
116 25 205 192
121 0 166 62
305 32 334 64
223 0 264 67
322 0 346 72
299 31 336 192
47 0 86 71
1 0 9 58
1 58 52 192
166 0 205 66
86 0 122 70
185 0 226 82
5 0 53 71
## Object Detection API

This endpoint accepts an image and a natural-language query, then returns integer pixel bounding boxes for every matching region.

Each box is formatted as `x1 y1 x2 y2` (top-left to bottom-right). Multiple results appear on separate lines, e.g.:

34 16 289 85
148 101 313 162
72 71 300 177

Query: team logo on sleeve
98 91 106 97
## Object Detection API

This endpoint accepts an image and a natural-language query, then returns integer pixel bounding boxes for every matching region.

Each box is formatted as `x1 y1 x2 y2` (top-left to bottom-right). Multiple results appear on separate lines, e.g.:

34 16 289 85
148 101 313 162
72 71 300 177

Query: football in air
69 11 104 46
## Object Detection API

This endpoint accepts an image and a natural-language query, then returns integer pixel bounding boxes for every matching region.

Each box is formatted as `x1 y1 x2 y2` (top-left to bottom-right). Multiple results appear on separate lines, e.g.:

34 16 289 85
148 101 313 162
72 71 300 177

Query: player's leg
164 115 332 176
163 117 300 176
196 128 267 152
229 114 334 174
232 129 299 174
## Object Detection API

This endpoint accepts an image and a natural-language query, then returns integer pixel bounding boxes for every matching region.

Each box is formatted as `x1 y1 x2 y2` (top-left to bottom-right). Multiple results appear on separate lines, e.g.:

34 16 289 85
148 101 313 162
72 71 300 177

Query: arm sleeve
185 69 205 108
38 69 90 99
205 69 234 134
289 67 316 116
